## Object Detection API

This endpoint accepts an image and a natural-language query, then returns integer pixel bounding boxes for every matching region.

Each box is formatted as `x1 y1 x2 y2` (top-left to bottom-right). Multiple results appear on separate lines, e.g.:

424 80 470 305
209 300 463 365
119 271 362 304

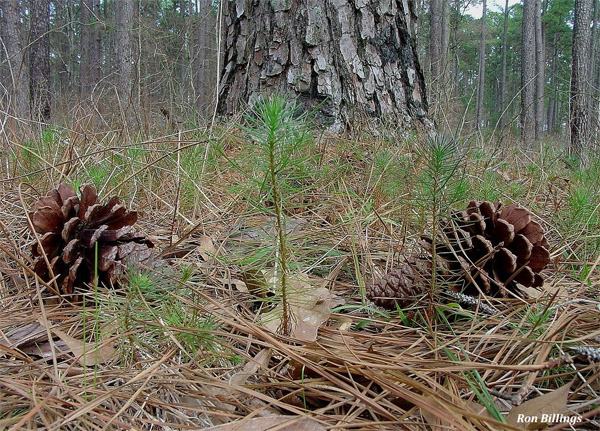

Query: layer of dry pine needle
1 128 600 430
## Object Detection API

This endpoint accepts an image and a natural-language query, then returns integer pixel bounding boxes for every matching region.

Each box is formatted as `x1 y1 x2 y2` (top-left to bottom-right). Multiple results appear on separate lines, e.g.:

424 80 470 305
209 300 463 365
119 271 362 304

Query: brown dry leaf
242 268 267 297
506 381 573 429
20 339 69 358
204 416 326 431
262 272 343 342
2 322 47 348
230 348 272 386
51 327 115 366
197 235 217 261
219 277 249 293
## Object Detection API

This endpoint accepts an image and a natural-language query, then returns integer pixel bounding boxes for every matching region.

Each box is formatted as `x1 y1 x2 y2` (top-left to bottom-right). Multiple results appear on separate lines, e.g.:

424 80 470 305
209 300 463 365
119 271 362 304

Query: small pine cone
29 183 155 294
366 259 430 309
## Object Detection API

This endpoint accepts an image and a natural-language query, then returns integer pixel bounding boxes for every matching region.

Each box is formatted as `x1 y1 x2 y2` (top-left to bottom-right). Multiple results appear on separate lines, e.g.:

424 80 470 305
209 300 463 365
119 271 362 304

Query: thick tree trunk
521 0 536 146
475 0 486 131
29 0 51 122
570 0 594 157
218 0 431 131
499 0 509 129
534 0 545 138
116 0 135 106
0 0 29 119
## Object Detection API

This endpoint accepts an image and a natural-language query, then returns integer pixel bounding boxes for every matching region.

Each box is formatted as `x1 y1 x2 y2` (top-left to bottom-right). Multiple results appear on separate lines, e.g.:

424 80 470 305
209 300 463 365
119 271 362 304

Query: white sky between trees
465 0 521 19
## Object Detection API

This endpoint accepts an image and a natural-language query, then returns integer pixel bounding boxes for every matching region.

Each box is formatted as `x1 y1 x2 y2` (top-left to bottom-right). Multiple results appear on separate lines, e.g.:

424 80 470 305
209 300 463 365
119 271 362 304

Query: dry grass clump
1 119 599 430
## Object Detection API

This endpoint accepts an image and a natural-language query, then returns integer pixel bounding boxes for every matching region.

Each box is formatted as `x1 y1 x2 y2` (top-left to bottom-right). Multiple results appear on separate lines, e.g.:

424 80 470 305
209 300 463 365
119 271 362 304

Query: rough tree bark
570 0 594 157
218 0 431 131
475 0 486 131
0 0 28 119
521 0 536 146
30 0 51 122
116 0 135 106
534 0 545 138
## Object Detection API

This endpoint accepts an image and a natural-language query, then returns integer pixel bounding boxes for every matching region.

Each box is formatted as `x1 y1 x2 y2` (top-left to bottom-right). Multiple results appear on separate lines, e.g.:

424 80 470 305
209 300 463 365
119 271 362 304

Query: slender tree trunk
499 0 509 129
534 0 545 138
115 0 135 106
547 34 558 132
0 0 29 119
570 0 594 157
521 0 536 146
91 0 102 88
476 0 487 131
80 0 93 98
79 0 102 98
29 0 51 123
590 0 600 136
196 0 215 117
429 0 442 116
218 0 431 132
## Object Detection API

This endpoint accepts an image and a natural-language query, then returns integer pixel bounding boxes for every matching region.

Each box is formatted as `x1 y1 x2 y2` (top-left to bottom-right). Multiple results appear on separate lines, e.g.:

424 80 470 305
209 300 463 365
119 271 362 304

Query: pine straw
1 247 599 429
1 133 600 430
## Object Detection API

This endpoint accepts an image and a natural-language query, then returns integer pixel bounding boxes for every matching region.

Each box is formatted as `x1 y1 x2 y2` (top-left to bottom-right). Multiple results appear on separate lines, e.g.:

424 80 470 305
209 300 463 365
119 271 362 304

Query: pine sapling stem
268 132 290 335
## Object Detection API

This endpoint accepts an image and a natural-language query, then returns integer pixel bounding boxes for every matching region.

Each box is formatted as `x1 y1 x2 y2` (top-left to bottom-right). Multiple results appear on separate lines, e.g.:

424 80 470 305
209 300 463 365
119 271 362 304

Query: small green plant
218 93 314 334
414 135 465 312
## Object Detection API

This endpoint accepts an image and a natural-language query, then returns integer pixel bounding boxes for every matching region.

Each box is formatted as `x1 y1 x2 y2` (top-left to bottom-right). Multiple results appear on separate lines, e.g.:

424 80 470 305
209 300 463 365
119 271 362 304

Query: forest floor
0 112 599 430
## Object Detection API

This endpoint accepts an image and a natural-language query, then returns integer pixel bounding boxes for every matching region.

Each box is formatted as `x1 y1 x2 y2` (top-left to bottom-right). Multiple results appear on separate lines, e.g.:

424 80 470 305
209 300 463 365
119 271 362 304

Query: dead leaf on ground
262 272 344 342
219 277 249 293
198 235 217 261
505 381 573 429
204 416 326 431
51 327 116 366
230 348 272 386
1 322 47 348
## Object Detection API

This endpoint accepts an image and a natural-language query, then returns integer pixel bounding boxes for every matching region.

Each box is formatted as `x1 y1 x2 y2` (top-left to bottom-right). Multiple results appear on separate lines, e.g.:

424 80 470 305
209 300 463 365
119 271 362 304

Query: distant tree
545 0 574 132
0 0 28 119
115 0 135 106
499 0 510 129
535 0 545 137
429 0 442 113
476 0 487 131
521 0 536 145
570 0 594 157
80 0 102 99
195 0 216 116
218 0 430 131
30 0 51 122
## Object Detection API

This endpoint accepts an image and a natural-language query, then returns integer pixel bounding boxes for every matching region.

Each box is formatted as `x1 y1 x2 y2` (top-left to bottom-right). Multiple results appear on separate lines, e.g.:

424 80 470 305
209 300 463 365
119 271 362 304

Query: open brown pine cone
434 200 550 297
29 183 155 294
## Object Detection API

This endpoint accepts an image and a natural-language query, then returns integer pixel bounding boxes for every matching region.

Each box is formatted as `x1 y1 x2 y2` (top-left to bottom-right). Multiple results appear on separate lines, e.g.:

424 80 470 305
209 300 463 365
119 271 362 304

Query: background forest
1 1 600 430
0 0 588 146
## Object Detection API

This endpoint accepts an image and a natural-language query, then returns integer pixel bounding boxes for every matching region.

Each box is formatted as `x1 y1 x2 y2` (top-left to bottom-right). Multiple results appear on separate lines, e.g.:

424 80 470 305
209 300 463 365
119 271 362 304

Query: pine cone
29 183 155 294
437 200 550 297
365 259 431 309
